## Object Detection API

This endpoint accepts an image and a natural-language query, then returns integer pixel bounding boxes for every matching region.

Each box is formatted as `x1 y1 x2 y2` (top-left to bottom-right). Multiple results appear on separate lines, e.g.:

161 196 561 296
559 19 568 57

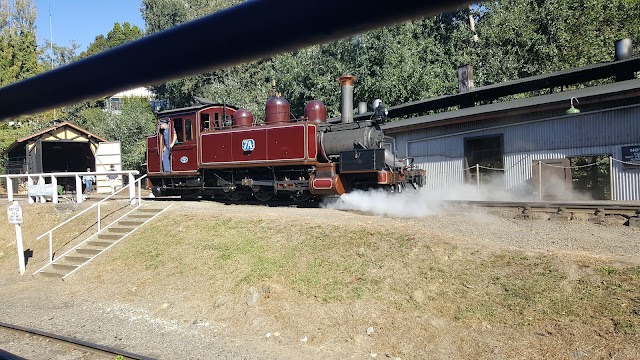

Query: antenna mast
50 4 56 120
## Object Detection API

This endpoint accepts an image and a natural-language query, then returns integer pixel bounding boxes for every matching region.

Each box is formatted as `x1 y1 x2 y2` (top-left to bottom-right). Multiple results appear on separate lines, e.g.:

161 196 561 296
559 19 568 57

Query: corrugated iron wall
395 105 640 200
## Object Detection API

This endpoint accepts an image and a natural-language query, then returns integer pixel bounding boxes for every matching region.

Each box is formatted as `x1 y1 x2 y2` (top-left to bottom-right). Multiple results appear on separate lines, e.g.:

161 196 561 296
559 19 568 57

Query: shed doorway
41 141 94 173
569 155 611 200
464 135 504 185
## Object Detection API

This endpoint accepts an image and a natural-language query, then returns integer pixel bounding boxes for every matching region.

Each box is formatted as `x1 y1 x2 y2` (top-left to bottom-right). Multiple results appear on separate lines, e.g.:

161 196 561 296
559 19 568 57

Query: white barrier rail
0 171 140 204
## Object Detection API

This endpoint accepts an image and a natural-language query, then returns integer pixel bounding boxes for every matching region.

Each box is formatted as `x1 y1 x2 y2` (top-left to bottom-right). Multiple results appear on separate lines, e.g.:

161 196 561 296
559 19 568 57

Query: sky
33 0 146 52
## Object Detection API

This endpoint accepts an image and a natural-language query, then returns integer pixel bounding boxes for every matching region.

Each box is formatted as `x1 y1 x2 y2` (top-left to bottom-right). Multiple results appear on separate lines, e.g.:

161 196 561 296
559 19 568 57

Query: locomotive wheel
223 191 245 202
290 190 313 202
253 188 274 202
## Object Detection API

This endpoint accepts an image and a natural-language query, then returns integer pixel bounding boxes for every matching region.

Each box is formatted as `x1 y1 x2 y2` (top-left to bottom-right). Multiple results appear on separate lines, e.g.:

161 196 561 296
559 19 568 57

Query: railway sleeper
549 207 573 221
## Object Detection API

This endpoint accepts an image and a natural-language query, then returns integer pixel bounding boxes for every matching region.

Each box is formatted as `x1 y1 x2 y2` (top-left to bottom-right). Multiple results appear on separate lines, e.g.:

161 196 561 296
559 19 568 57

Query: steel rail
0 0 473 120
0 321 155 360
444 200 640 215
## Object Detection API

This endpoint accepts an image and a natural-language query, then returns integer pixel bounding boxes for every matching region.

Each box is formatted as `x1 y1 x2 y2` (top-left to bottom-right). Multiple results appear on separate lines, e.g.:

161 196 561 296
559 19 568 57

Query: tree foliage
0 0 41 86
81 22 144 58
140 0 639 119
79 98 156 170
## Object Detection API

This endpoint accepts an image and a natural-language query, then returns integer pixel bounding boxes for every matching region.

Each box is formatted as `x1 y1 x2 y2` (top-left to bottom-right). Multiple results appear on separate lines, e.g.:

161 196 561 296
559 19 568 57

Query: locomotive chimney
338 75 356 123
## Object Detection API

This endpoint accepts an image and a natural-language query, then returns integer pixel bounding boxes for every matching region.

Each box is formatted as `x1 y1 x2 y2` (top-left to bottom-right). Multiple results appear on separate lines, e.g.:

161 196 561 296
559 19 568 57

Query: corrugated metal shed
391 82 640 200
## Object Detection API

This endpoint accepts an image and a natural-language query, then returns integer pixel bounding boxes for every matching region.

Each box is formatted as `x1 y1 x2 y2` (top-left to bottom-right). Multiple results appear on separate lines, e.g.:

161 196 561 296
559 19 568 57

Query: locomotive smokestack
338 75 356 123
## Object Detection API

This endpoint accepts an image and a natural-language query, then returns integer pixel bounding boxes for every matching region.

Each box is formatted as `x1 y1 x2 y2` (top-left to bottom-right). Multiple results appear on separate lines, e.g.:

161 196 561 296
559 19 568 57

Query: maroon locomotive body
146 76 424 201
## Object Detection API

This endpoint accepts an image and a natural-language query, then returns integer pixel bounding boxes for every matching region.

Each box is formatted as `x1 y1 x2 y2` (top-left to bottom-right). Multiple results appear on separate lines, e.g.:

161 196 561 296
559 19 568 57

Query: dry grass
93 209 640 358
0 200 136 273
4 202 639 358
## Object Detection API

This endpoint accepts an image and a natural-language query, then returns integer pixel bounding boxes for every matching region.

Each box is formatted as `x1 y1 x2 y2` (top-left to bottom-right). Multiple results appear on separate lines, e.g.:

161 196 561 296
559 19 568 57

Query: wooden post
76 174 83 203
6 177 13 202
7 201 25 275
538 161 543 201
38 175 46 203
51 176 58 204
609 156 615 201
129 172 136 204
28 176 34 204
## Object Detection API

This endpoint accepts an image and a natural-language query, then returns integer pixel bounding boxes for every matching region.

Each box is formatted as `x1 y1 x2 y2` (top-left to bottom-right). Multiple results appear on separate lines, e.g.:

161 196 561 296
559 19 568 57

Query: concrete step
75 248 101 256
119 220 144 226
87 240 115 248
40 271 65 278
64 255 91 264
98 234 123 241
51 263 78 272
108 227 135 233
138 208 163 213
129 214 153 219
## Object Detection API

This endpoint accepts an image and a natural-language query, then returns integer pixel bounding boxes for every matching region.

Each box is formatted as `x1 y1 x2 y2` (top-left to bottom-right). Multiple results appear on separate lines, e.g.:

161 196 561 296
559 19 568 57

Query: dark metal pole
0 0 472 120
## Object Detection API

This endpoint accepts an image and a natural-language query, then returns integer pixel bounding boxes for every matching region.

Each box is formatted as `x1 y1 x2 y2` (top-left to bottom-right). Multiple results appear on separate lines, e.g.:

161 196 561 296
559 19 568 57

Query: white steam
323 170 595 218
322 172 584 217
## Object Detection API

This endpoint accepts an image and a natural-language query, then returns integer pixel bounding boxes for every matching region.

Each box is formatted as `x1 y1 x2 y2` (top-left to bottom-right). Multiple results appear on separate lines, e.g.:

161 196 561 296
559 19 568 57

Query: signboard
242 139 255 152
27 183 54 197
7 204 23 224
621 145 640 166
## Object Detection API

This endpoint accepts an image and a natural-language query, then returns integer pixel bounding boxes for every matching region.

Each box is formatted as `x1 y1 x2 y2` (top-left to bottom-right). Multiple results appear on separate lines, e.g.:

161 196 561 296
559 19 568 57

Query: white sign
28 183 54 197
242 139 255 152
7 204 23 224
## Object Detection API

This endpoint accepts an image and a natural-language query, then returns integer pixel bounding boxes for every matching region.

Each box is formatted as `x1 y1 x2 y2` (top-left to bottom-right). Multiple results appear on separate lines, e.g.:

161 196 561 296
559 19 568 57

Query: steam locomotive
146 75 425 201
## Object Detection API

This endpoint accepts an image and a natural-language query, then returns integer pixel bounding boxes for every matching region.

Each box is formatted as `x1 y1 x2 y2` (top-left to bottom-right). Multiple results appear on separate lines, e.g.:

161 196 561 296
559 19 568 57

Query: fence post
538 161 543 201
129 173 135 204
609 156 615 201
28 176 34 204
38 175 46 203
76 174 83 203
137 177 142 206
97 204 101 232
475 164 480 190
51 176 58 204
6 177 13 202
48 232 53 262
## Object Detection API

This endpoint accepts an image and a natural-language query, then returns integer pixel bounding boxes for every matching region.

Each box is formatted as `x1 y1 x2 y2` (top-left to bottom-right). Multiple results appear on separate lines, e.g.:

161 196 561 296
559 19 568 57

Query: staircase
36 205 173 280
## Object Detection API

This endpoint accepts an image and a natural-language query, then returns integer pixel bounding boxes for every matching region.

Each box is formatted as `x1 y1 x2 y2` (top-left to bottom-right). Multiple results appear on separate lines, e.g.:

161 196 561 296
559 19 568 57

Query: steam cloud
323 173 594 217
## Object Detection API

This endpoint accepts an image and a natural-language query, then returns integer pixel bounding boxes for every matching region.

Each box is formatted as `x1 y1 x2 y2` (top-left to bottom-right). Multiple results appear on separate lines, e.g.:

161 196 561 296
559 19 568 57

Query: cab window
201 113 210 131
173 118 184 143
185 119 193 141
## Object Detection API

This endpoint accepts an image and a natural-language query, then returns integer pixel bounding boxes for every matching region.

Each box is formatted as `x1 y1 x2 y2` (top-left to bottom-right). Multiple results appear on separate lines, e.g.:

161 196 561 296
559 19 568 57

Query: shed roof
352 57 640 122
156 102 239 116
5 121 108 154
381 78 640 133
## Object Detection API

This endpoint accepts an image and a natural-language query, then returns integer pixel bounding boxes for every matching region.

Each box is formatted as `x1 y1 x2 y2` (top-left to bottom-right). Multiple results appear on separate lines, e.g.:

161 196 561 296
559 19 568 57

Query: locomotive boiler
145 75 424 201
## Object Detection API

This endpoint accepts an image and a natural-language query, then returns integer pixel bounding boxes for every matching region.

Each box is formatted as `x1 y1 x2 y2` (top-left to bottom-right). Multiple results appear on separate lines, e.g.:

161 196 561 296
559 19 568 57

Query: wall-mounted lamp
566 97 580 114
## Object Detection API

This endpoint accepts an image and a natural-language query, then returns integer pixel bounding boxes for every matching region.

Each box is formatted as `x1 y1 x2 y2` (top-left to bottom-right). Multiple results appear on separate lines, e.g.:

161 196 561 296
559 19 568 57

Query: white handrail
35 174 148 262
61 204 175 280
35 174 147 240
32 194 167 277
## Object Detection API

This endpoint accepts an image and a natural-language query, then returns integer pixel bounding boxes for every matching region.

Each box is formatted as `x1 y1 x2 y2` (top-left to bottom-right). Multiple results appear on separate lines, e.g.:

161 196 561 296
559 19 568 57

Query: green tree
0 0 41 86
81 22 144 58
39 40 80 70
82 98 156 170
142 0 640 121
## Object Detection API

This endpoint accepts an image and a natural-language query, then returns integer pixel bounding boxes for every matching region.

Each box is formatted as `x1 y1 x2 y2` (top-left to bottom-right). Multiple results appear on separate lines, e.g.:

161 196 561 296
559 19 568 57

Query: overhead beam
0 0 472 120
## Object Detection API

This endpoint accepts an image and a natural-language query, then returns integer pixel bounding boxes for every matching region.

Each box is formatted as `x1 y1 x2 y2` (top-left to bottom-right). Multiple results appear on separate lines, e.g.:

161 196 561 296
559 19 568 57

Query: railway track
445 200 640 217
0 322 154 360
